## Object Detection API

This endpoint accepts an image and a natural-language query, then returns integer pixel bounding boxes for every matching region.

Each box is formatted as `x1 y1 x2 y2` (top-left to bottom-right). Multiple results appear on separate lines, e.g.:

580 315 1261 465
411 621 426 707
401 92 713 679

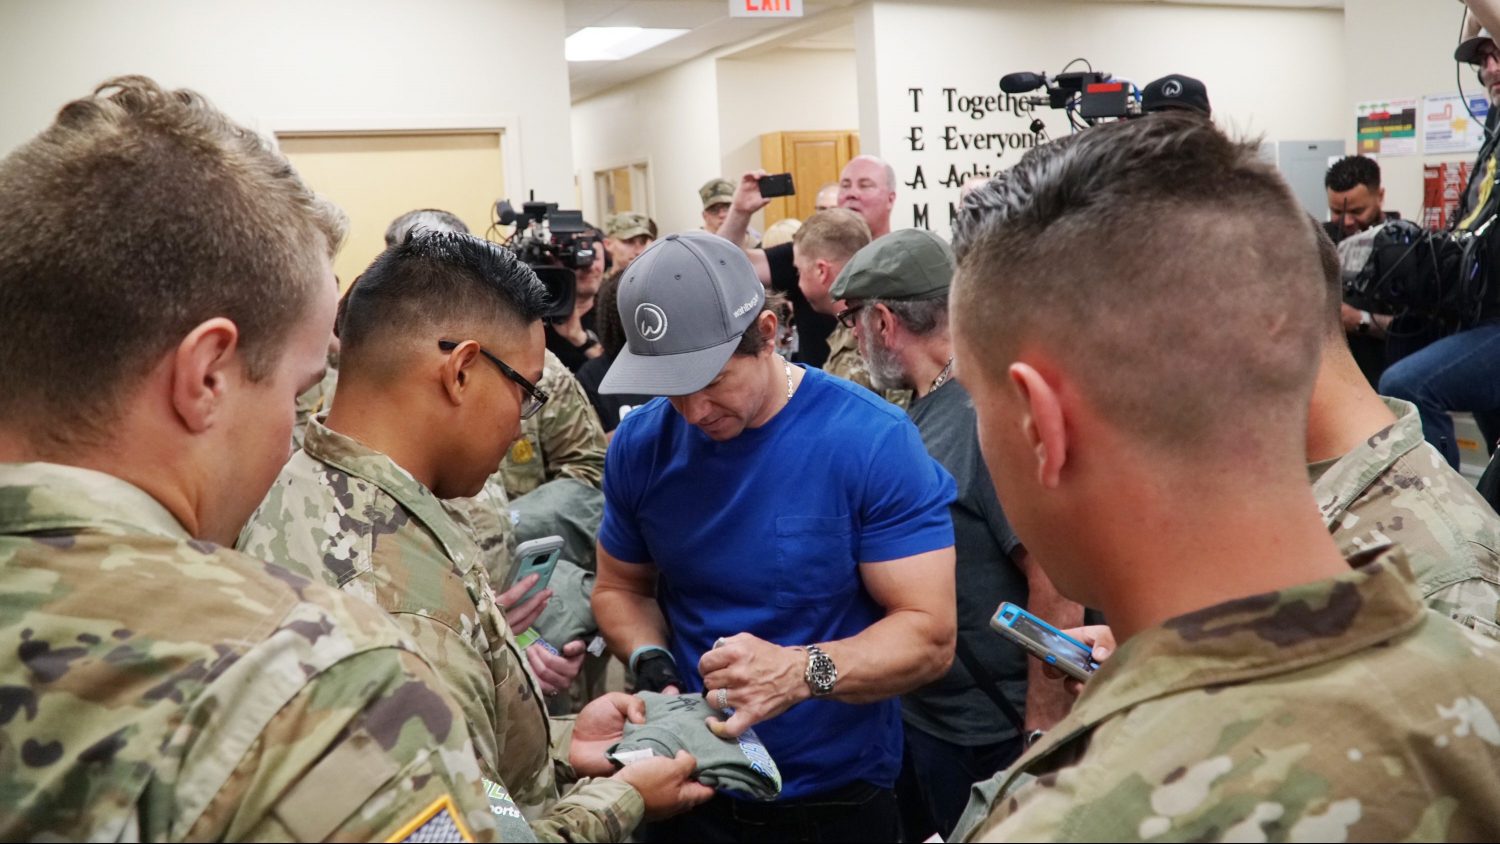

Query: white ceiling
565 0 859 102
564 0 1342 103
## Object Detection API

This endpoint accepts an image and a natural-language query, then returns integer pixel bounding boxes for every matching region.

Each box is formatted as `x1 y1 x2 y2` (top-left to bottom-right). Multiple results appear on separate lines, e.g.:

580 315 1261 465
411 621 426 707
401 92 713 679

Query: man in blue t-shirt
593 231 958 842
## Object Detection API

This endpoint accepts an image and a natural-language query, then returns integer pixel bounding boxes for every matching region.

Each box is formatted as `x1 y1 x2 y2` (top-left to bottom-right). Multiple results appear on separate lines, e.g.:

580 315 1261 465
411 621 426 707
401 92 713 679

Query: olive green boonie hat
699 178 735 210
830 228 955 301
606 212 653 240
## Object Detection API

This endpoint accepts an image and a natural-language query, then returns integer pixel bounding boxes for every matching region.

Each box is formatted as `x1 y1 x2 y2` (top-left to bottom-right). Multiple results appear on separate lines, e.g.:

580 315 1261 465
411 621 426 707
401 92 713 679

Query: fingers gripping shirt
0 462 498 842
605 692 783 801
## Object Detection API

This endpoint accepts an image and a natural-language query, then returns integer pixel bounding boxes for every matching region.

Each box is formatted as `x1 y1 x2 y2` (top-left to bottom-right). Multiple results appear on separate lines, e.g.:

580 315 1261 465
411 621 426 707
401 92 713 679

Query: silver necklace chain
931 358 955 393
783 357 795 399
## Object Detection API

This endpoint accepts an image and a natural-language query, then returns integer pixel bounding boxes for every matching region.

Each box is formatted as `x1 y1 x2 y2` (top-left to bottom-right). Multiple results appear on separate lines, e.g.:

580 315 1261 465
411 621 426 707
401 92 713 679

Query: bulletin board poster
1423 93 1490 154
1356 99 1419 156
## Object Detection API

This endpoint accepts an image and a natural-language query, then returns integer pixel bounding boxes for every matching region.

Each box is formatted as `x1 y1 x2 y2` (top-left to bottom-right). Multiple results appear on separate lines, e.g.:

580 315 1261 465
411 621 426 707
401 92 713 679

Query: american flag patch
386 795 474 843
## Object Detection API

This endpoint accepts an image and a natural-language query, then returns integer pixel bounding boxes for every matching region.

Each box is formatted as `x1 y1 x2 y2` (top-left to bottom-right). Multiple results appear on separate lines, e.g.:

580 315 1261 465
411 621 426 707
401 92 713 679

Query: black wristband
633 651 683 693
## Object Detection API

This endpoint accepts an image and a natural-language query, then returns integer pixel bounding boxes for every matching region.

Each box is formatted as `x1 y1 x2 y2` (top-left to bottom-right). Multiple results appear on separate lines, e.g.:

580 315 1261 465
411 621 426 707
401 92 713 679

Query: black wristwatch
802 644 838 696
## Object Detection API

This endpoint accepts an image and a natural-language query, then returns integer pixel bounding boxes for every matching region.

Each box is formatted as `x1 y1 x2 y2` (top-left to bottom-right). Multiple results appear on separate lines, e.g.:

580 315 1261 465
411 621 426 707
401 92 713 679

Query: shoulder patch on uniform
386 794 474 843
510 440 535 465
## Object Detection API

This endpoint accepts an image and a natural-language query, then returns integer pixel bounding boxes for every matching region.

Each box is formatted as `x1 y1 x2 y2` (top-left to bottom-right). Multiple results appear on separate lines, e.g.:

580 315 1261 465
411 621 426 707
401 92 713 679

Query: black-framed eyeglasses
438 340 549 420
836 303 867 329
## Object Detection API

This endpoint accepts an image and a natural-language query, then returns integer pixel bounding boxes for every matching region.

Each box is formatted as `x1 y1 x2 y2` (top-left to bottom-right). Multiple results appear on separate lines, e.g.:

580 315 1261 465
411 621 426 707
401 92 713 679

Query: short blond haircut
792 208 871 263
0 75 342 447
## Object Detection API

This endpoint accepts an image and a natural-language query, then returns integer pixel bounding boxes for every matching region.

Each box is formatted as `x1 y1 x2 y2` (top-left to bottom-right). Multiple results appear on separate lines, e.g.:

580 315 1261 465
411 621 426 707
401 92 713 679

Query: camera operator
1372 11 1500 468
545 225 607 373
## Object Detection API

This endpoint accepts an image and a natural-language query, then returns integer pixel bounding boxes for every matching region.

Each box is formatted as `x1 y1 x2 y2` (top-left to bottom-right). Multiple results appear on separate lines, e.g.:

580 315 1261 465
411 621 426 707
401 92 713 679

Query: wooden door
278 132 505 290
759 131 860 225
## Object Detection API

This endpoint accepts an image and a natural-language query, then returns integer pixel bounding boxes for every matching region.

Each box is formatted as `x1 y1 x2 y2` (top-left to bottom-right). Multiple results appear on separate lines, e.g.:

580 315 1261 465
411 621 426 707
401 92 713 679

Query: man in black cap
591 230 960 842
1140 74 1211 117
830 229 1081 841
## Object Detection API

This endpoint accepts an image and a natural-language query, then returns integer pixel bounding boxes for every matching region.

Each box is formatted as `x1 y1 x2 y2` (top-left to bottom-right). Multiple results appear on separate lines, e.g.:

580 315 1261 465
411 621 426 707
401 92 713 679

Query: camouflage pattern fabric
822 323 911 409
498 351 606 499
446 479 519 589
292 362 338 452
955 548 1500 842
0 462 500 842
1315 397 1500 637
238 420 643 842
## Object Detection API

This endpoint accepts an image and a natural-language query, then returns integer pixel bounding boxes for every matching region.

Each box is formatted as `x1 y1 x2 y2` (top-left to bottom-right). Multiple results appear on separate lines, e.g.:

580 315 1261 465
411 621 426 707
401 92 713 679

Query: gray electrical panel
1260 139 1348 218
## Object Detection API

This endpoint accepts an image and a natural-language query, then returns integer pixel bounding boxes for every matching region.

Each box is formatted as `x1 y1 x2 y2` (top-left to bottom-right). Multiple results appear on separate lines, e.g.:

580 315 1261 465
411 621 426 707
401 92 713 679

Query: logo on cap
636 303 669 341
1163 80 1183 97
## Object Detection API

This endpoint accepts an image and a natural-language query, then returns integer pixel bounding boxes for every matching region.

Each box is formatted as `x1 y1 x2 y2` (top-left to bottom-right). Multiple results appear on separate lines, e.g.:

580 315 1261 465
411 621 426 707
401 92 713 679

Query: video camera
1000 63 1138 129
496 195 598 322
1344 219 1489 327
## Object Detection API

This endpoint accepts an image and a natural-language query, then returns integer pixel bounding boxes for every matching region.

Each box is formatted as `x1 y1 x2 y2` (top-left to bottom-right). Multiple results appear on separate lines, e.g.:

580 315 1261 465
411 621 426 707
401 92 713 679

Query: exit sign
730 0 803 17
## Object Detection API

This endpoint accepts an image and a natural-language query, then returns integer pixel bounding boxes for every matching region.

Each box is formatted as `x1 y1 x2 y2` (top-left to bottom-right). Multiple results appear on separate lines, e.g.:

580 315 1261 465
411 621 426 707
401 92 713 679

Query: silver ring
717 688 729 709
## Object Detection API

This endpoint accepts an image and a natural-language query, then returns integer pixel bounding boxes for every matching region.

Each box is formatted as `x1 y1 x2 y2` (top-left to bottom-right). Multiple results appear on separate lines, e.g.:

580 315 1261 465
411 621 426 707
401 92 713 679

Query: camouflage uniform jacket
498 350 606 499
957 548 1500 842
292 359 339 452
0 462 499 842
238 420 642 842
1315 397 1500 636
822 324 911 409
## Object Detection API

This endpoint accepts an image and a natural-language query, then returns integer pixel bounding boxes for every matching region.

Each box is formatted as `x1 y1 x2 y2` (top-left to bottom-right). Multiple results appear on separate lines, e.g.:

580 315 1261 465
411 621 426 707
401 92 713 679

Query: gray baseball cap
600 231 765 396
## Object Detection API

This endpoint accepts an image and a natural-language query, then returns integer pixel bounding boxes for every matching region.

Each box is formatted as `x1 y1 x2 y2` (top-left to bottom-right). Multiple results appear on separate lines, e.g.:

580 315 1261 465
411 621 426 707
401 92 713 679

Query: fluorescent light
566 27 689 62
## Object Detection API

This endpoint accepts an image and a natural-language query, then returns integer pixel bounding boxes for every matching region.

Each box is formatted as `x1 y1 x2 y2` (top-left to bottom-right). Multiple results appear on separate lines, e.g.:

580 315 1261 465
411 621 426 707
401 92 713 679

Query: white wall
717 48 860 229
857 0 1349 237
572 46 859 237
1345 0 1481 218
572 55 724 236
0 0 575 203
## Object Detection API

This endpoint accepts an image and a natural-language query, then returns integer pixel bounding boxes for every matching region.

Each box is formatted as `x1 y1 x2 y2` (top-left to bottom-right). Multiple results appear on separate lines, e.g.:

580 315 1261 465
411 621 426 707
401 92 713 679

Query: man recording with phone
714 156 900 368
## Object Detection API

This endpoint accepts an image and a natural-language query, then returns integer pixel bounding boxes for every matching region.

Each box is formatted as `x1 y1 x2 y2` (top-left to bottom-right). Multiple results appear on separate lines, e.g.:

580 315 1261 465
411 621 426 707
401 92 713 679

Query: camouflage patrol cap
606 212 653 241
830 228 955 301
699 178 735 210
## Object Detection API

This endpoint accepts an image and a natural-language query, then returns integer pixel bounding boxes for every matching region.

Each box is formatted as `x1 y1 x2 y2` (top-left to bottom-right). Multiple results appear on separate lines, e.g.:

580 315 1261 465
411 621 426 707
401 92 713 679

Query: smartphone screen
1008 614 1097 677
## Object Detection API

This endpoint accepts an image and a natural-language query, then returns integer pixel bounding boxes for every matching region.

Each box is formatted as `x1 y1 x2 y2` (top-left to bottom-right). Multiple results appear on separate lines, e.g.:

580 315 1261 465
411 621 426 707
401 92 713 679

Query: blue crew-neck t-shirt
599 366 957 800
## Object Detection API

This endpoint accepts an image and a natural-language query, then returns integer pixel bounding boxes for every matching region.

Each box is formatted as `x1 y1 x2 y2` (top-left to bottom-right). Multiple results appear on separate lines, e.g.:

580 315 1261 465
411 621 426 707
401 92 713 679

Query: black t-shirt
577 353 652 434
765 242 837 369
903 379 1030 744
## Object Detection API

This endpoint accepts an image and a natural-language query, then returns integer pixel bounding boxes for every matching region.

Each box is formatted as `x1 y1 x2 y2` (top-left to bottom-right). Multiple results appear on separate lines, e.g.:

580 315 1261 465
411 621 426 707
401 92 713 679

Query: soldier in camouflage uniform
498 349 607 499
0 76 501 841
239 232 711 842
948 114 1500 839
1305 224 1500 635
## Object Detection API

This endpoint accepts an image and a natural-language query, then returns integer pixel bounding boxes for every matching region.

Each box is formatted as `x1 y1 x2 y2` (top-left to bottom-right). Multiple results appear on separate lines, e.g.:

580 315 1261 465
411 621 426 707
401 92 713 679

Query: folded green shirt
605 692 782 801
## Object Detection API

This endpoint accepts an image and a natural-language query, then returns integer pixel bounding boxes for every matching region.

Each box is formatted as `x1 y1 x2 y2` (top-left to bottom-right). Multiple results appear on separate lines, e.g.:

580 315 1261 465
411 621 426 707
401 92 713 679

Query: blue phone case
508 536 563 606
990 602 1099 681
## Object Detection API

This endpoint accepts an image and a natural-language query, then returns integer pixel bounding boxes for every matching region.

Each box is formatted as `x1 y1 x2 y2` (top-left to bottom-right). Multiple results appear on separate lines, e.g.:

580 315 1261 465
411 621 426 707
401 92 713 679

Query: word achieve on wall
903 86 1043 230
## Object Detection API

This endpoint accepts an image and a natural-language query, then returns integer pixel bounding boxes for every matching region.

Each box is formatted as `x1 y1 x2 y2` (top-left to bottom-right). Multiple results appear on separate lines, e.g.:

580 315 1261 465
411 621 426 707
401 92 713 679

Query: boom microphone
999 72 1047 94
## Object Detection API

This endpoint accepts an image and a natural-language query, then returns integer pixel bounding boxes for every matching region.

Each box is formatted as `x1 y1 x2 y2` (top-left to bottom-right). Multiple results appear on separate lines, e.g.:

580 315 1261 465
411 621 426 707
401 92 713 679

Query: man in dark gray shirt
830 229 1082 840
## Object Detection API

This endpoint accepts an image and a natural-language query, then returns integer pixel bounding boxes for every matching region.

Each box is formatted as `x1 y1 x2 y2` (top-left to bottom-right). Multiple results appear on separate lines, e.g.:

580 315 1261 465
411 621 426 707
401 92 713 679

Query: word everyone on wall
903 86 1045 230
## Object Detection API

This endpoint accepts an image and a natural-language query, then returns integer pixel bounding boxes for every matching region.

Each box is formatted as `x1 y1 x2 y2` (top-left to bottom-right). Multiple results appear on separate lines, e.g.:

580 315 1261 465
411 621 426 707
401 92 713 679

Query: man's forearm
592 583 671 660
1019 551 1083 731
719 205 753 250
818 608 955 705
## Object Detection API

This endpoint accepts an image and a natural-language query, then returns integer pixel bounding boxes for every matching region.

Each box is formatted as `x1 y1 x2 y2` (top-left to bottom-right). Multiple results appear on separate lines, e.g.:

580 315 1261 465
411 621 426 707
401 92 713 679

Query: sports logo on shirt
636 303 669 341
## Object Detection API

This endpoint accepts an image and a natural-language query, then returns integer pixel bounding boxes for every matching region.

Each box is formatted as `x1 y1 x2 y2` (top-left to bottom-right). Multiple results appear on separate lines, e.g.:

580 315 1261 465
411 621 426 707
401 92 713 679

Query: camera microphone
1000 72 1047 94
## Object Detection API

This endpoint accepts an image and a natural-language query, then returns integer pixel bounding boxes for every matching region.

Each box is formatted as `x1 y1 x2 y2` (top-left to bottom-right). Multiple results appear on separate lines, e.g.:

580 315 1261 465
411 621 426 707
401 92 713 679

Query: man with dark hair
830 230 1080 840
1323 155 1396 386
386 206 471 247
1325 155 1389 238
592 231 958 841
0 76 501 841
949 114 1500 839
239 231 712 842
